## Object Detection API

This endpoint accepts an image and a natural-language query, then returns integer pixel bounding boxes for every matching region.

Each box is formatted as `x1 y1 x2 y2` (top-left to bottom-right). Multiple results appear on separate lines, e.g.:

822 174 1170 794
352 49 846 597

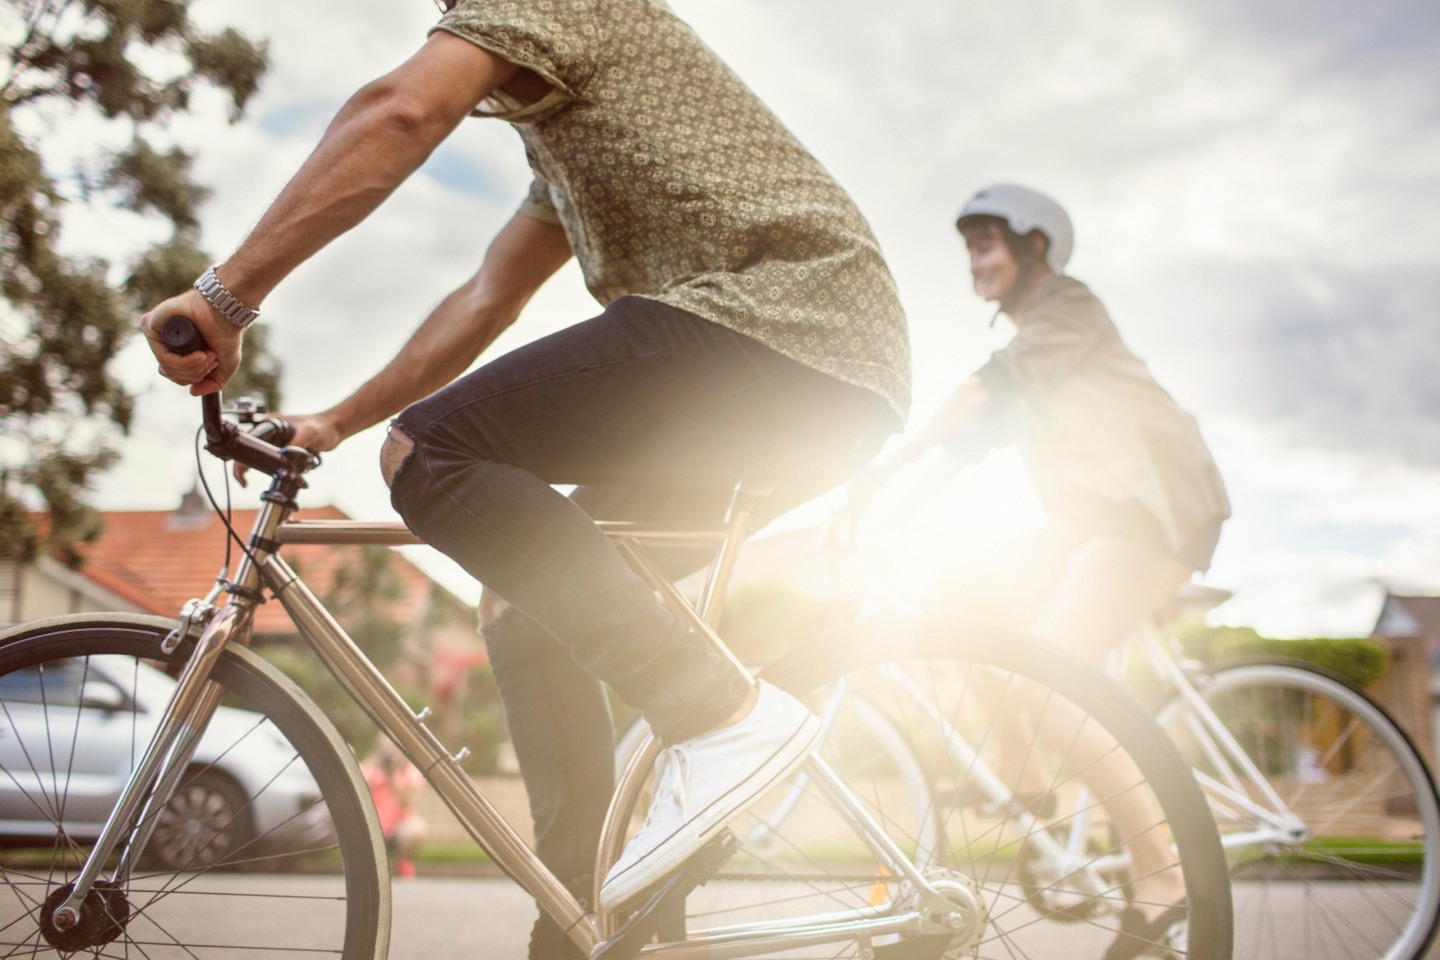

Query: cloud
1126 258 1440 470
1186 0 1440 117
66 0 1440 634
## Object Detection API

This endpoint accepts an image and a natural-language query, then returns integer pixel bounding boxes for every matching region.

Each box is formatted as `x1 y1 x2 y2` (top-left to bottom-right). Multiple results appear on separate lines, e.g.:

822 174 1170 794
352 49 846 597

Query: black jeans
388 296 894 913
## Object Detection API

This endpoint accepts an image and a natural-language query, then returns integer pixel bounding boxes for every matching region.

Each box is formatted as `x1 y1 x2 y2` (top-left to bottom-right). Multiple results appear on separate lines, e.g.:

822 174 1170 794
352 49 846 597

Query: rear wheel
0 615 389 960
1161 658 1440 960
598 623 1233 960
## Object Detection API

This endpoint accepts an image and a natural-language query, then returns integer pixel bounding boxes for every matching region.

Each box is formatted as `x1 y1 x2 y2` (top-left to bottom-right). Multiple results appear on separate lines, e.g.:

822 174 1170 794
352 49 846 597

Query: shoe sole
599 712 824 912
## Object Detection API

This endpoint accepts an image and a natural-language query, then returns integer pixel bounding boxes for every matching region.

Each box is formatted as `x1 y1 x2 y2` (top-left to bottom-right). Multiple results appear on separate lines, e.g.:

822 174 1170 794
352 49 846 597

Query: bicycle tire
597 622 1233 960
1160 657 1440 960
0 614 390 960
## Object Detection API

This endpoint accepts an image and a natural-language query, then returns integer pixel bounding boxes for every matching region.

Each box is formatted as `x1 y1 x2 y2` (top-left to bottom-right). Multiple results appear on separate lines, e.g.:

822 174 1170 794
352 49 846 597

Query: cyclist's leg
482 602 615 959
1031 536 1192 661
1028 535 1194 931
384 297 893 916
479 485 747 958
925 524 1077 632
387 296 887 743
931 525 1199 935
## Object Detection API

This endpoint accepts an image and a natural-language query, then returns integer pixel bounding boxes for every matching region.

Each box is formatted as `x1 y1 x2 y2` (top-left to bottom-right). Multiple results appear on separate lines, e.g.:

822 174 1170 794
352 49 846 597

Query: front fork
49 603 246 932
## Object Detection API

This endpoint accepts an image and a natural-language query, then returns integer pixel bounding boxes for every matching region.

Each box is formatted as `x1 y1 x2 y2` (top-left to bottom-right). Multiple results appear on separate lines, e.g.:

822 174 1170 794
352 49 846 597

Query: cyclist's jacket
433 0 911 423
966 275 1231 567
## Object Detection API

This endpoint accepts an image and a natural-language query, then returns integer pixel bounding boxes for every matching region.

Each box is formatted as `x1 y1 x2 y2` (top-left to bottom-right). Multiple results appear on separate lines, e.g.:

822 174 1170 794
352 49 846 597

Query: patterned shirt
434 0 911 421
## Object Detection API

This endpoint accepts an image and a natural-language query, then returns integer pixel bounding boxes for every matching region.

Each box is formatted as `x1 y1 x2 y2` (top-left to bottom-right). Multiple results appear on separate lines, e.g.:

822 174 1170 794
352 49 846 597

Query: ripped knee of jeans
380 423 416 490
479 587 510 630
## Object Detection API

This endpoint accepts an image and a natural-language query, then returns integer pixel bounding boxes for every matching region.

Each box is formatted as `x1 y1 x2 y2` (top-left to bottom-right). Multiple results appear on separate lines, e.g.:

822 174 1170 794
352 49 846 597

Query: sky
21 0 1440 637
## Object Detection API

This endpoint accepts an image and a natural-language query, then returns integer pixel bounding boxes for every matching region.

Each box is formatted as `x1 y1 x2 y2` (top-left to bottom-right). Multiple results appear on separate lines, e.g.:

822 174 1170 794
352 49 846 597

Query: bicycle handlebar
160 317 305 477
160 315 208 355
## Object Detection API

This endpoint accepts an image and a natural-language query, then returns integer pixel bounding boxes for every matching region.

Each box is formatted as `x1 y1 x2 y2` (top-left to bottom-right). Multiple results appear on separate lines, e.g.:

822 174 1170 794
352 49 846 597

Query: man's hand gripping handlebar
159 317 311 479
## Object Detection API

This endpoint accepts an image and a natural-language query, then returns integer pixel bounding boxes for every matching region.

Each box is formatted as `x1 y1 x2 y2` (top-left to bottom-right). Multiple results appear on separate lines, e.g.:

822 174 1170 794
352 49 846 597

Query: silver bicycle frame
1126 629 1310 849
276 483 947 956
58 481 945 958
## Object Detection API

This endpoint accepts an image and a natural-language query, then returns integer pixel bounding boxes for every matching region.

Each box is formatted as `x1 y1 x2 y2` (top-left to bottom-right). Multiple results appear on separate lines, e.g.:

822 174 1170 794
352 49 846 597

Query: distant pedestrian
361 740 427 879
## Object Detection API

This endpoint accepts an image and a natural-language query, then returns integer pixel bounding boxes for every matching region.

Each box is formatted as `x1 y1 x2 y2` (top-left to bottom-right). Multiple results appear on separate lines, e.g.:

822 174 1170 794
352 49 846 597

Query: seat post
696 480 773 628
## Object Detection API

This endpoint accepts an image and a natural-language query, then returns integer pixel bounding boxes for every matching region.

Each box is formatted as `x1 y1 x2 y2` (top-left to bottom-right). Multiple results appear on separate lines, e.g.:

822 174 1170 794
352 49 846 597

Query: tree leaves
1 0 275 563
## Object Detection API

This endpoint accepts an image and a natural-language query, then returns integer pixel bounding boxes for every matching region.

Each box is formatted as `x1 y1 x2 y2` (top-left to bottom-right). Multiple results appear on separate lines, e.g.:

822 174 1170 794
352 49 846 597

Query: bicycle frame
842 660 1129 910
51 466 949 958
1023 628 1314 881
1123 629 1311 851
736 612 1316 913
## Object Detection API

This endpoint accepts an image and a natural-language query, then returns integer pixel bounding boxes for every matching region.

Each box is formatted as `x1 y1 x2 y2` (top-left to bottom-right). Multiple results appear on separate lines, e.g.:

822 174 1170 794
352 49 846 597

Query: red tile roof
53 505 468 637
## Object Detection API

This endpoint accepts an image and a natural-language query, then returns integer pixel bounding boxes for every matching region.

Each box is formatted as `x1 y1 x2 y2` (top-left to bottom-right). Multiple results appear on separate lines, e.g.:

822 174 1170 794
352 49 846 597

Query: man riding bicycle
140 2 910 956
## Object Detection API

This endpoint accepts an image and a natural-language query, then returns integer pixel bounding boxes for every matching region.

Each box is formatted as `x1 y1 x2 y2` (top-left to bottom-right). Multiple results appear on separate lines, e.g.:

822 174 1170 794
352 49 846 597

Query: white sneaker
599 681 823 912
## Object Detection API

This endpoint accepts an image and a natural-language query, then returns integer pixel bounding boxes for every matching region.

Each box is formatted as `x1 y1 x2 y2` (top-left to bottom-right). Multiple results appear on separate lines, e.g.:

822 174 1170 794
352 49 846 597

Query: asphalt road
383 875 1440 960
5 871 1435 958
389 876 536 960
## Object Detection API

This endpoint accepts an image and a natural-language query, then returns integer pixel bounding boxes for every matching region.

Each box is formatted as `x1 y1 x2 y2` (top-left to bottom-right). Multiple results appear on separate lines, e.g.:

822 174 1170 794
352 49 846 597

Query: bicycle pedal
679 829 739 883
595 831 739 960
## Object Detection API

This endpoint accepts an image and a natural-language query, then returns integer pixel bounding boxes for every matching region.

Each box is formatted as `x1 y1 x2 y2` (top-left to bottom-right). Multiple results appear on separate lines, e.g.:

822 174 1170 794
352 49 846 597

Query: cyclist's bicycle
0 328 1232 959
1140 589 1440 960
707 496 1440 960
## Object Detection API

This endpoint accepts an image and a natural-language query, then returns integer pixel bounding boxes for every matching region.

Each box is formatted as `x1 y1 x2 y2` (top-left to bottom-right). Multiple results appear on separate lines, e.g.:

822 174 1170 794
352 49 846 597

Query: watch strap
194 264 260 329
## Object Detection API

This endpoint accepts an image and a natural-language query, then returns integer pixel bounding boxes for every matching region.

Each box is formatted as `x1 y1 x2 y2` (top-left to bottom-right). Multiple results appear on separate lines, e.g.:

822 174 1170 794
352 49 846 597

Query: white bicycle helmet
956 184 1073 273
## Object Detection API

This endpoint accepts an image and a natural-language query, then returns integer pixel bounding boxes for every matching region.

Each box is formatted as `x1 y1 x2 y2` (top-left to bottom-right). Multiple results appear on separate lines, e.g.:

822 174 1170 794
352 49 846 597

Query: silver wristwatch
193 264 260 329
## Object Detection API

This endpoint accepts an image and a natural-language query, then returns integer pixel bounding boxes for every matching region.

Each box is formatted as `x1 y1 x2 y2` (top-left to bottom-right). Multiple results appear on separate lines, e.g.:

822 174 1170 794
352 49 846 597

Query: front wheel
0 614 390 960
1160 658 1440 960
598 622 1233 960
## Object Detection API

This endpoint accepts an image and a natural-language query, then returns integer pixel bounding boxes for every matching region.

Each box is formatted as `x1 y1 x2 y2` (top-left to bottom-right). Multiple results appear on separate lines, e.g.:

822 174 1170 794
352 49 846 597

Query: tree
324 545 408 673
0 0 279 566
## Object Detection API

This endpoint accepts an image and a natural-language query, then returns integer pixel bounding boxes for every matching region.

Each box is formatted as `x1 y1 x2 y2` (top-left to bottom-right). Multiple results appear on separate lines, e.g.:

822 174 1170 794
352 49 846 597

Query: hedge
1172 622 1389 689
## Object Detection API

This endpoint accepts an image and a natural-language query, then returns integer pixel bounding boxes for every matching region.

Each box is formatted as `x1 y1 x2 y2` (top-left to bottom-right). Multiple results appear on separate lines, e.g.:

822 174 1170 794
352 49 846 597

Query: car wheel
148 771 254 871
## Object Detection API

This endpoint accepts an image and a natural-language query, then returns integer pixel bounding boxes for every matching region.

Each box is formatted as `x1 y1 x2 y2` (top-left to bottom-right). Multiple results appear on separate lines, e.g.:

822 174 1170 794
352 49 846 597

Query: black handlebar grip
160 316 206 355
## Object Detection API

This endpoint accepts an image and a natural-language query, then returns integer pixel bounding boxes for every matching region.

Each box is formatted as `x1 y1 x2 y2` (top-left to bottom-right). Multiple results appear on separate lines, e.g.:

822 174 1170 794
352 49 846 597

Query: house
1 495 486 737
1371 593 1440 767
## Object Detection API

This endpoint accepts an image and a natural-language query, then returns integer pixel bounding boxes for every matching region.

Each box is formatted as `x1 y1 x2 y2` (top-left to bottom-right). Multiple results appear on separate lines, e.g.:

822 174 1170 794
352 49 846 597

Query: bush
718 581 850 666
1173 622 1389 688
262 641 507 775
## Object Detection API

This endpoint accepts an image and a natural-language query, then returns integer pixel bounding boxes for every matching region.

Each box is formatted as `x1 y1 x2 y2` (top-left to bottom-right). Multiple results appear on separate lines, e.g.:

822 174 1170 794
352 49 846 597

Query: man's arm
892 375 992 466
141 31 522 395
850 374 992 500
286 213 573 454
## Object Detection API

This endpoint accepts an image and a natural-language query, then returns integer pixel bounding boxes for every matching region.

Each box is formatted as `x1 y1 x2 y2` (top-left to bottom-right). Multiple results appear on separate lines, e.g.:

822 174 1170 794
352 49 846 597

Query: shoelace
643 745 692 828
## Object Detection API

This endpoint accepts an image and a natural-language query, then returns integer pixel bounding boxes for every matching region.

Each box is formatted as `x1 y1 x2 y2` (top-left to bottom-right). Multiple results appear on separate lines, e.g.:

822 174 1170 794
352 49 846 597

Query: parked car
0 654 334 870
